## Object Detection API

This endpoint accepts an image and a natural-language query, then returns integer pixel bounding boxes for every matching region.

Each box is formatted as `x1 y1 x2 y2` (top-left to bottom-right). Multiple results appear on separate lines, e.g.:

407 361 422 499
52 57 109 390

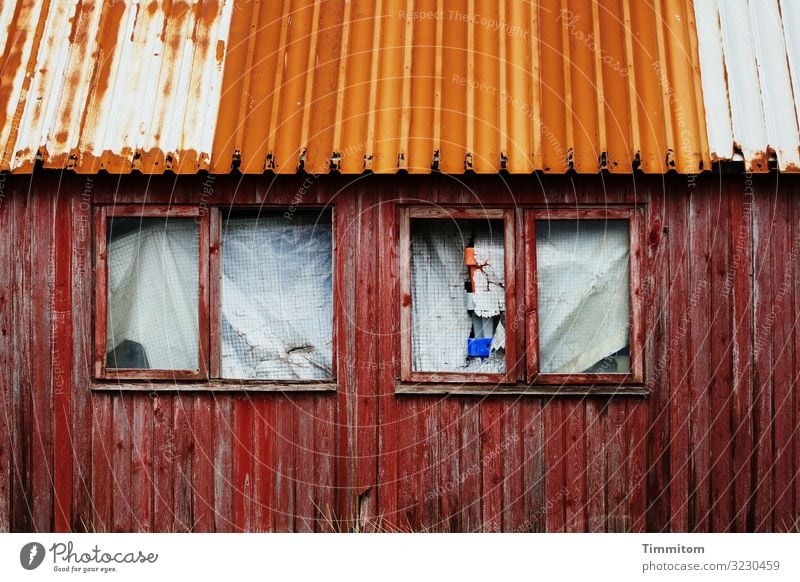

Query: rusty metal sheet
1 0 710 174
0 0 233 174
210 0 710 174
694 0 800 172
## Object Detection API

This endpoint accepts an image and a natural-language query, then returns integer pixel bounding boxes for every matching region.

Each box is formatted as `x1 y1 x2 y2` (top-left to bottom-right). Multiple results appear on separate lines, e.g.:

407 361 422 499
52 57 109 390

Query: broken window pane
410 218 506 373
221 210 333 380
106 217 199 370
536 219 631 374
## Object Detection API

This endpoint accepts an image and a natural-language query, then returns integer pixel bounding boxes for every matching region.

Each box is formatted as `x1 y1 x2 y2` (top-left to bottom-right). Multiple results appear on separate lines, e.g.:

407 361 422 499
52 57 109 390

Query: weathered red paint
0 171 798 532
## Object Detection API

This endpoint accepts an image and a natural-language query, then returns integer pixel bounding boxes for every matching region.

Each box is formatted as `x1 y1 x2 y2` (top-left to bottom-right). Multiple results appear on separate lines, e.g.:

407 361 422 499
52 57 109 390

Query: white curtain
221 213 333 380
535 219 630 374
107 219 199 370
410 219 505 373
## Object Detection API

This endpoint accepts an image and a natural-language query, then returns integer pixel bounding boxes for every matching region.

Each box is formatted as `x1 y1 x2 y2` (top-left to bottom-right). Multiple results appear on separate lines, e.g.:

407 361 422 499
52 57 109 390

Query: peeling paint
0 0 233 174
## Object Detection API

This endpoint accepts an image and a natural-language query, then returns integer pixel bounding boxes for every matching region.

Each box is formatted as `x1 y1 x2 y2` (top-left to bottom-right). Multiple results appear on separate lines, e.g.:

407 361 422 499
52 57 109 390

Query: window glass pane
411 218 506 373
221 210 333 380
106 217 199 370
536 219 630 374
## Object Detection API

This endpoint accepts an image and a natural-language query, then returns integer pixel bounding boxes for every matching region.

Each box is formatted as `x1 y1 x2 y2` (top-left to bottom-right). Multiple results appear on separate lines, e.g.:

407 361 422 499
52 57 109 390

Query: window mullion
208 207 221 379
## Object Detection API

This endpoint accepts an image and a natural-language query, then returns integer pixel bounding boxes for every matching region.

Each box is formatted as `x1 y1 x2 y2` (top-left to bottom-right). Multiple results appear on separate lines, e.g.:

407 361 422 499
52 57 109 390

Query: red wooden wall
0 171 797 532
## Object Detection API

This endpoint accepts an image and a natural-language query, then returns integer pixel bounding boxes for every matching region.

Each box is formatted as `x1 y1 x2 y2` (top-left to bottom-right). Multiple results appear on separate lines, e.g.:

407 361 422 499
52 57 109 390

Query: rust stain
91 0 126 109
747 150 769 173
0 2 30 166
781 160 800 173
68 0 86 44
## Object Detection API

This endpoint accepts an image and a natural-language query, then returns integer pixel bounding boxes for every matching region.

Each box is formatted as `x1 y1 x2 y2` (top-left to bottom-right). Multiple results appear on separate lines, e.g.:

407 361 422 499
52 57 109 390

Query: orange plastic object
464 247 477 266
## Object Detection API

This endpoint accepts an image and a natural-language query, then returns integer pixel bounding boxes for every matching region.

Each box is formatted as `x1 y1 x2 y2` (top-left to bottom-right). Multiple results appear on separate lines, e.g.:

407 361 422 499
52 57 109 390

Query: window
399 208 518 384
218 210 333 380
95 206 208 380
525 208 643 385
398 206 642 392
95 205 335 385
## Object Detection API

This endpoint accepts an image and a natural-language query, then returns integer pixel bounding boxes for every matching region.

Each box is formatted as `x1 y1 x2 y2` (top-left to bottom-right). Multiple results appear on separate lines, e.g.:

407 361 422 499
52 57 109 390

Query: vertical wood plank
152 394 175 532
91 395 113 531
460 400 482 531
131 395 153 531
480 400 503 532
53 185 74 532
192 397 215 531
438 399 461 531
213 398 233 532
605 400 628 531
544 400 566 532
730 174 754 532
396 401 417 530
793 180 800 533
112 396 132 531
0 180 12 531
501 401 524 532
30 190 54 531
689 187 711 531
274 397 296 532
627 400 648 532
314 396 336 532
295 396 316 532
355 190 379 529
710 180 734 531
522 400 545 532
335 187 358 528
420 402 439 531
644 181 670 531
173 395 193 531
12 184 32 531
666 180 691 531
253 398 275 532
407 398 428 531
585 399 606 532
752 185 775 532
72 176 95 532
564 401 586 532
771 181 794 532
376 195 399 530
233 395 254 532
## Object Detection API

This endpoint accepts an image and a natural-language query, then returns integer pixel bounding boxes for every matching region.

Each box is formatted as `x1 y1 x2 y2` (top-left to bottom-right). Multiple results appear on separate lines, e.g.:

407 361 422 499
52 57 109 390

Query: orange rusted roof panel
1 0 709 174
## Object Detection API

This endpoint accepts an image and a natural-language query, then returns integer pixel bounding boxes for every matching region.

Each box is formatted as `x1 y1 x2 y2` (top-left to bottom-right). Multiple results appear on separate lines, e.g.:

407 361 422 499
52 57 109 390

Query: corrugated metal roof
1 0 709 175
694 0 800 172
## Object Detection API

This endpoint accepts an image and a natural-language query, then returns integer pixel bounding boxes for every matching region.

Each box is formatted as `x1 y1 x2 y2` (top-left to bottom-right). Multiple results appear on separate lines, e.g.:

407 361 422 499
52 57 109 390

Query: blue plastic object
467 337 492 358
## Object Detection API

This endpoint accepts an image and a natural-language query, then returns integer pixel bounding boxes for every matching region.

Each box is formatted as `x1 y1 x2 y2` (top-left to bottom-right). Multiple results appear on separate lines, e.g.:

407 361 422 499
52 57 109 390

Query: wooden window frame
208 205 338 385
399 207 518 385
93 204 337 391
94 205 210 381
524 207 644 386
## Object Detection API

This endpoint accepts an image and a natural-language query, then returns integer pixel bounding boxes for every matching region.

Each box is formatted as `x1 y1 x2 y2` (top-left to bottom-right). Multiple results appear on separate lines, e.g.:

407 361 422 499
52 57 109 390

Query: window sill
394 381 648 397
91 381 338 393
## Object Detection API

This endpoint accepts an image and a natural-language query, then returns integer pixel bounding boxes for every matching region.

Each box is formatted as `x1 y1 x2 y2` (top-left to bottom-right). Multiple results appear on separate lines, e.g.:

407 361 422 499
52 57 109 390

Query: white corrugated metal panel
0 0 233 174
694 0 800 171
